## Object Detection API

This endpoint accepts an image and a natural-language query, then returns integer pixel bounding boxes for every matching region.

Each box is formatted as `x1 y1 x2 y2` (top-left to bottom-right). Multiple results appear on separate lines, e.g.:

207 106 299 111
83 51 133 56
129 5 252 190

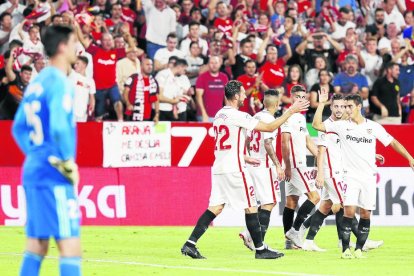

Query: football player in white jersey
301 94 384 252
281 85 320 249
181 80 309 259
239 89 285 250
313 91 414 259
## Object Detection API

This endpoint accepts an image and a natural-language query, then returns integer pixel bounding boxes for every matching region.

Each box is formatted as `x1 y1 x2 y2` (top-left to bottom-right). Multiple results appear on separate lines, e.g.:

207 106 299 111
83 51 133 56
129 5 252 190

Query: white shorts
209 171 258 209
247 165 281 205
285 167 317 197
342 174 377 210
321 172 345 205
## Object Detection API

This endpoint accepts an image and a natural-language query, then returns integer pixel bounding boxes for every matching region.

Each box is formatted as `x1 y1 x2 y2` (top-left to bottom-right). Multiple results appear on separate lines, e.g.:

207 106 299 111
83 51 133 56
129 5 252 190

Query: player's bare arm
312 89 330 132
244 156 261 166
255 99 309 133
264 138 285 180
306 135 319 157
315 145 325 189
281 132 292 182
389 139 414 171
376 154 385 165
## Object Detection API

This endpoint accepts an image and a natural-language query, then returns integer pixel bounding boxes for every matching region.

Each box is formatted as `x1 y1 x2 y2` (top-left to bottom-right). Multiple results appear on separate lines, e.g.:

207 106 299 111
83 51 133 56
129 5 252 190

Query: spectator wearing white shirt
331 7 356 41
0 0 25 28
185 41 206 86
378 23 404 55
383 0 406 31
175 61 192 121
0 12 12 54
140 0 176 59
182 7 208 38
154 33 185 72
361 37 382 89
180 21 208 57
29 55 46 82
70 56 96 122
116 47 142 94
155 57 186 121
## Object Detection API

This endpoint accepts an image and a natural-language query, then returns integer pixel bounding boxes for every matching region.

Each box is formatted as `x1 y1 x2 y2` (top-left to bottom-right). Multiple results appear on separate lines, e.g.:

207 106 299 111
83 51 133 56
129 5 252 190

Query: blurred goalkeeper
12 25 81 276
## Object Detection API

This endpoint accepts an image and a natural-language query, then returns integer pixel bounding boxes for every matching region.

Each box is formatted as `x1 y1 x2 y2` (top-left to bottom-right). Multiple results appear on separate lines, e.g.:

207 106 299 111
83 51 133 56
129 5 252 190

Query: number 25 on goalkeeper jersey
12 67 77 187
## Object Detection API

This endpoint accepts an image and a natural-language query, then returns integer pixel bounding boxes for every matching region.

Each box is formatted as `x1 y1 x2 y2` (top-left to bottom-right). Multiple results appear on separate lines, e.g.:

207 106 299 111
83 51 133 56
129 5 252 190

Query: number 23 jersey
212 106 259 174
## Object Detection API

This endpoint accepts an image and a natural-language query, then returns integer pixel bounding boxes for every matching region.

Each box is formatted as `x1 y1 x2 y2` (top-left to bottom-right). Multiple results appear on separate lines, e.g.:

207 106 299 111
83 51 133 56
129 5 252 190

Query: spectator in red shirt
259 44 285 90
195 55 229 122
337 35 365 71
105 3 125 35
237 59 265 114
121 0 137 36
124 57 159 123
76 22 136 121
209 0 233 39
179 0 193 25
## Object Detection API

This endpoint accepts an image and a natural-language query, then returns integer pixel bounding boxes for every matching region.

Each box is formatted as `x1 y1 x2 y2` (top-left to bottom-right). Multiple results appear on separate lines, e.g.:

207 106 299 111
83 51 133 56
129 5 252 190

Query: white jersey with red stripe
317 118 343 177
212 106 259 174
280 113 308 168
248 110 277 168
325 118 394 179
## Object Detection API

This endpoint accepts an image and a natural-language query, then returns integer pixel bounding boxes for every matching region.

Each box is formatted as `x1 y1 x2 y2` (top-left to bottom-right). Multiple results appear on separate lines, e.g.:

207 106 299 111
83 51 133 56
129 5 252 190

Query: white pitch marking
0 252 331 276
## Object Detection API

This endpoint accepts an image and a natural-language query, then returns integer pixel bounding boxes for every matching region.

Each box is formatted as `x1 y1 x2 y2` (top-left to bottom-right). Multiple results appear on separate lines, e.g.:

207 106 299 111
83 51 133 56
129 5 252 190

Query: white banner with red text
0 167 413 226
103 121 171 167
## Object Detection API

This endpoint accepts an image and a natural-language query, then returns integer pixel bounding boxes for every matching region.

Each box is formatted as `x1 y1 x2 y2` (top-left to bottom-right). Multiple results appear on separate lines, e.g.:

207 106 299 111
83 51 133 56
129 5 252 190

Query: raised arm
255 100 309 132
312 89 329 132
5 49 17 82
74 21 91 49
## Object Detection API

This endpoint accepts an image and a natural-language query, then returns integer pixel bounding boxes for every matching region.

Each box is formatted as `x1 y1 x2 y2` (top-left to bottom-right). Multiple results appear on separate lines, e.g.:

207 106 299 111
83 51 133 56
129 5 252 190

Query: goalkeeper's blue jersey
12 66 77 187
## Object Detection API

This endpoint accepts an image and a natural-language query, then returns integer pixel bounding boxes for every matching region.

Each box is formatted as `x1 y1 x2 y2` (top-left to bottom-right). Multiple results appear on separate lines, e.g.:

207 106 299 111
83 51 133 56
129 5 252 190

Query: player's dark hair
21 65 33 72
331 94 344 102
345 94 363 106
42 25 73 58
224 80 243 100
77 55 89 65
290 84 306 94
264 89 279 97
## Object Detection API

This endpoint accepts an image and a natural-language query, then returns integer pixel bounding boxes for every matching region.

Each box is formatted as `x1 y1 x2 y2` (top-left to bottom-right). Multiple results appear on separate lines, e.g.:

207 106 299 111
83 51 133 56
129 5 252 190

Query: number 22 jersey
212 106 259 174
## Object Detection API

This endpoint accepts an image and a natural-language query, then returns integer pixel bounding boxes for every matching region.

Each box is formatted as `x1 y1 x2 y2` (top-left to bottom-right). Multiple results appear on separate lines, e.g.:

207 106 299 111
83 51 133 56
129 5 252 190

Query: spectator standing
305 55 328 88
156 58 187 121
209 0 233 38
383 0 406 31
120 0 137 36
178 0 193 25
0 47 31 119
371 62 402 124
0 0 25 28
105 3 126 35
259 44 285 90
0 12 12 54
175 61 192 121
180 22 208 57
70 56 96 122
331 7 356 41
308 69 335 121
185 41 206 86
154 33 185 72
116 47 142 93
282 64 306 109
231 38 256 80
361 37 382 89
378 23 404 55
124 57 159 123
140 0 176 59
333 55 369 98
278 16 303 65
195 56 228 122
182 8 208 38
30 55 46 81
76 23 135 121
365 8 386 39
237 59 264 114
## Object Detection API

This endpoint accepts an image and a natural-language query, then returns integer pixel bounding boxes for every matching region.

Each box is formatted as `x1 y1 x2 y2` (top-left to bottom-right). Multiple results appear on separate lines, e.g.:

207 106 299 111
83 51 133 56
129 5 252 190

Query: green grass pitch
0 226 413 275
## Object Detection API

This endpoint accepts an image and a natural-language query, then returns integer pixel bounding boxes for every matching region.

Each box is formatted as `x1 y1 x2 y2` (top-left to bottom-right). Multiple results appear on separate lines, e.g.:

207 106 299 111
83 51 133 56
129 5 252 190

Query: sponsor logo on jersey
345 135 373 143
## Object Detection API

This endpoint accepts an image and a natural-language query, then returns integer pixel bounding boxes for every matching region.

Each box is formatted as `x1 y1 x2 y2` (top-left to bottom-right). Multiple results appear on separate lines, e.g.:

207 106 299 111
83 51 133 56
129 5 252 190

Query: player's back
248 110 277 167
281 113 308 168
12 66 76 187
212 106 259 174
319 118 342 176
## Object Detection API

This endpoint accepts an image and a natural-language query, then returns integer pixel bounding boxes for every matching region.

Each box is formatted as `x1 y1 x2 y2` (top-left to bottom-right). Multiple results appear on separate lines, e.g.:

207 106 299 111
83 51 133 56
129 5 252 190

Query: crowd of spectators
1 0 414 124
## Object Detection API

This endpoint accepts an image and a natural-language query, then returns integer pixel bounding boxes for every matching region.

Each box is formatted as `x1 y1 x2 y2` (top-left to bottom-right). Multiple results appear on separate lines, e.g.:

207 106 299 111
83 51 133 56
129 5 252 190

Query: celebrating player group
182 80 414 260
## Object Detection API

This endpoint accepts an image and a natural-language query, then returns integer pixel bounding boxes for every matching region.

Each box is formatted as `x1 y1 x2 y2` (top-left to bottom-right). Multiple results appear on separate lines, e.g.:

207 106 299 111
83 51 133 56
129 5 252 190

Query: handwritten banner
103 122 171 167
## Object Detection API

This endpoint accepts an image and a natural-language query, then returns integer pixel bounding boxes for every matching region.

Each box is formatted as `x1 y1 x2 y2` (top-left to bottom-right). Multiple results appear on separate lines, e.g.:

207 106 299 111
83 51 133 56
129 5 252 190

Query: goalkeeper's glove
48 156 79 185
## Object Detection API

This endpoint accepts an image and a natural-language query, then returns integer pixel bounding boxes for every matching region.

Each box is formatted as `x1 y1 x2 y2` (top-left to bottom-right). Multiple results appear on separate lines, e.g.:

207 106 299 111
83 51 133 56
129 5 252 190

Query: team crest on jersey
367 129 372 134
111 54 116 59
